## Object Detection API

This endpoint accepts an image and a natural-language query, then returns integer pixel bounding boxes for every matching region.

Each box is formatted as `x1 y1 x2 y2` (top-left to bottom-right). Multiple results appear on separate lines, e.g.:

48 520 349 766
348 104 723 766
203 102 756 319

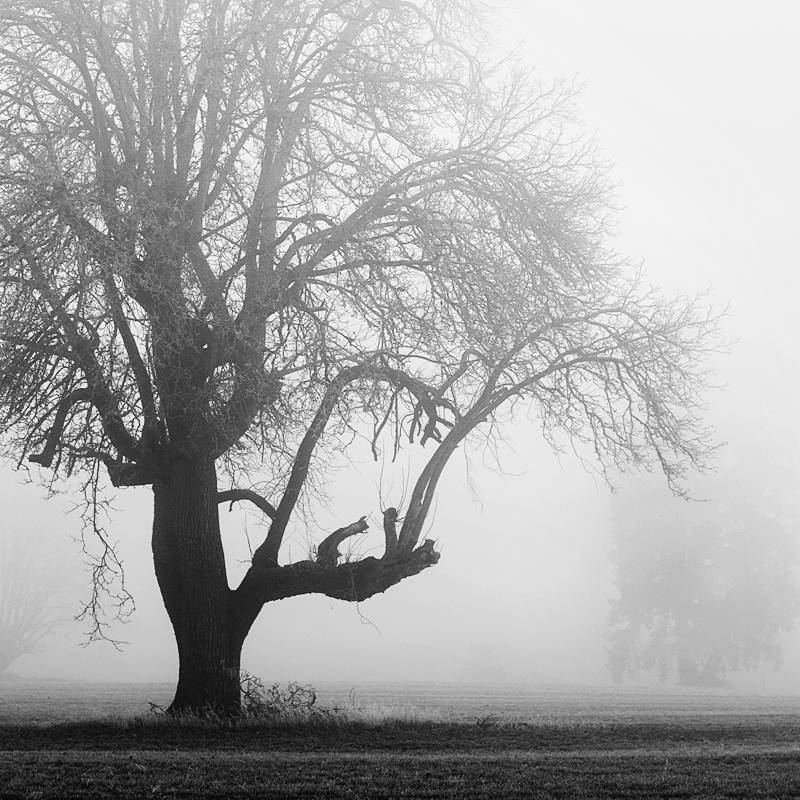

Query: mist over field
3 0 800 696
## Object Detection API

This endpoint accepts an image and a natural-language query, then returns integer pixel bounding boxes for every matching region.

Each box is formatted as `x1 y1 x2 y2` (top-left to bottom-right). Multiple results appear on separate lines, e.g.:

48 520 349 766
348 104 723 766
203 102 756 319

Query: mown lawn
3 747 800 799
2 719 800 799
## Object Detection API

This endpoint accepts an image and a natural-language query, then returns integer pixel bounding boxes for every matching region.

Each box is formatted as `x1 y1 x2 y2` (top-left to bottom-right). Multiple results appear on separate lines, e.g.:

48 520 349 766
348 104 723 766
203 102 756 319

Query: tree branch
316 516 368 566
103 274 158 440
252 365 366 567
383 507 399 560
217 488 277 520
0 214 141 460
28 387 93 468
235 530 439 611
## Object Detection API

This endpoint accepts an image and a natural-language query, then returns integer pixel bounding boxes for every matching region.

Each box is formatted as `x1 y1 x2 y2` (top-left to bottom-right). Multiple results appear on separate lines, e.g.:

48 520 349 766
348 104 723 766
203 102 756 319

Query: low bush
240 674 327 720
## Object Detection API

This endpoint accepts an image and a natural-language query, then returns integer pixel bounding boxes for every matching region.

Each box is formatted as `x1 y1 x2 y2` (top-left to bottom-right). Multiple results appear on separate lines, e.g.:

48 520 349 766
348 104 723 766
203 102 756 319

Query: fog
5 1 800 691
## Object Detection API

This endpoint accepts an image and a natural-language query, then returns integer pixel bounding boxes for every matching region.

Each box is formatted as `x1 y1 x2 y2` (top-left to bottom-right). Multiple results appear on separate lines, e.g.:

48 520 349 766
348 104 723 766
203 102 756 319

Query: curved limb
217 488 277 520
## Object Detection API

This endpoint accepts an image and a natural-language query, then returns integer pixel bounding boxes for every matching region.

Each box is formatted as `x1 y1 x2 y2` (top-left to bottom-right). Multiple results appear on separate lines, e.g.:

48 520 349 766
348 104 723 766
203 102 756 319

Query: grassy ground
3 717 800 798
2 683 800 798
4 747 800 799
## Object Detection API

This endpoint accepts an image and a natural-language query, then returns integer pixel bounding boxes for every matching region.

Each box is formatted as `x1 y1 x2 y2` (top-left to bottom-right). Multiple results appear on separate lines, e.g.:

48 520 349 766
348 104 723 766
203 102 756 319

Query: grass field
2 681 800 798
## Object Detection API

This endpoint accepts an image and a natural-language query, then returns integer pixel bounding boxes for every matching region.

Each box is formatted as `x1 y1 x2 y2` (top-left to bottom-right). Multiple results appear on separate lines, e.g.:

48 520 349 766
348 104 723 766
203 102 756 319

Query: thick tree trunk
149 453 440 715
152 454 242 714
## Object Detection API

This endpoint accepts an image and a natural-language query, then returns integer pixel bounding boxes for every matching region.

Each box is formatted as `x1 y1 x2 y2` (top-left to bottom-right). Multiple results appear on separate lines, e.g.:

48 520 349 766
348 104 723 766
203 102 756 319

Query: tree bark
152 454 242 714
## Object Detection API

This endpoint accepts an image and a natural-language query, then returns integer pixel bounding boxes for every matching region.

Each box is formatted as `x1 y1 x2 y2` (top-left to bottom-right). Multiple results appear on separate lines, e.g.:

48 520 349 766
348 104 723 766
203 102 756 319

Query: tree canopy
608 437 799 687
0 526 81 676
0 0 722 711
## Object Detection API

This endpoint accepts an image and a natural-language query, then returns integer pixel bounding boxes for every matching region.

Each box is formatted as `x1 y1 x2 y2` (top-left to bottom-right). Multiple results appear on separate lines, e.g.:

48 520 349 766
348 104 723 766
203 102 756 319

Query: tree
0 0 721 713
608 441 799 687
0 526 81 676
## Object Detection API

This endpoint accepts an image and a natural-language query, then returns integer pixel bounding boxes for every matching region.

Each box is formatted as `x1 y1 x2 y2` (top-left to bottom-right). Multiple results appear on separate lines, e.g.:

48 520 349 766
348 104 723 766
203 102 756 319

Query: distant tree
0 0 722 713
0 528 79 676
608 441 799 686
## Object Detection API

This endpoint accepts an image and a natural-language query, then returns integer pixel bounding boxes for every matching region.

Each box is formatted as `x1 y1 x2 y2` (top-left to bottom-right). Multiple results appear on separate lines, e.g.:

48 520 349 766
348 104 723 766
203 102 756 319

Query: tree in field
0 527 80 676
0 0 722 713
608 439 799 687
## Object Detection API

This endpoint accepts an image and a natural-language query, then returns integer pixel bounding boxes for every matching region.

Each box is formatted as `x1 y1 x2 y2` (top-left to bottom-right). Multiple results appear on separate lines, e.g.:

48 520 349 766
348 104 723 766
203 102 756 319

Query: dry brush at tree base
0 0 722 713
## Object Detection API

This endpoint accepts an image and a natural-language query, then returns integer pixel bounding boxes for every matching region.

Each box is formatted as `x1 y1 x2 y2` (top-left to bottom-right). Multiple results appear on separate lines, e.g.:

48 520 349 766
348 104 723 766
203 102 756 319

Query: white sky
8 1 800 689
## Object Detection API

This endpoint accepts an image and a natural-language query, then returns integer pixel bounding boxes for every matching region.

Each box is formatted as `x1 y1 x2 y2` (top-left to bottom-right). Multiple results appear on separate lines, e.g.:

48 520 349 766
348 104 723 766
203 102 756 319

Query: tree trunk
148 451 441 714
0 650 20 676
674 612 699 686
696 651 726 687
151 454 242 714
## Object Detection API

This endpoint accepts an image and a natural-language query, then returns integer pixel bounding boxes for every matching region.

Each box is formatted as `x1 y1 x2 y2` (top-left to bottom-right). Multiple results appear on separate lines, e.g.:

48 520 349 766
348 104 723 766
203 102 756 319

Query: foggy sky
7 1 800 689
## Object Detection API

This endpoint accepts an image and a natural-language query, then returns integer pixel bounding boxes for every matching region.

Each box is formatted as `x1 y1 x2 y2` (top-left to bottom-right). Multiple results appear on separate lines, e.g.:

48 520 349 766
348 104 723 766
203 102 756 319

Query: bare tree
0 0 721 712
0 527 80 676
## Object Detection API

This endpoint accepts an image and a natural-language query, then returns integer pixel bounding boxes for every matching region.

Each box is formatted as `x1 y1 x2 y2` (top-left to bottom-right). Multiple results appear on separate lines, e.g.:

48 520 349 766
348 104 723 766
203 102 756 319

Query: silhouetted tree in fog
0 0 722 713
0 529 79 676
609 439 799 686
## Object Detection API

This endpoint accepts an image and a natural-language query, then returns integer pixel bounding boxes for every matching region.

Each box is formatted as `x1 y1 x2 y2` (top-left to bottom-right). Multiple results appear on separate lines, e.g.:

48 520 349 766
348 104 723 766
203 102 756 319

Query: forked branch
235 518 439 610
